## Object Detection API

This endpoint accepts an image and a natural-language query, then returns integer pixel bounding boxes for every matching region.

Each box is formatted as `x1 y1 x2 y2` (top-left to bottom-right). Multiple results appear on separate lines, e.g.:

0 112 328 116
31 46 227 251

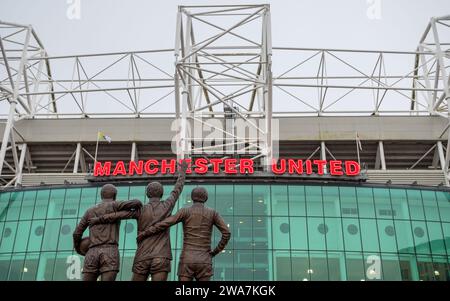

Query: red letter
314 160 327 175
271 159 286 174
210 159 223 174
288 159 303 174
194 158 208 174
224 159 237 174
345 161 360 176
94 161 111 176
305 160 313 175
329 160 343 176
113 161 127 176
129 160 143 176
161 159 176 174
144 160 159 175
239 159 254 174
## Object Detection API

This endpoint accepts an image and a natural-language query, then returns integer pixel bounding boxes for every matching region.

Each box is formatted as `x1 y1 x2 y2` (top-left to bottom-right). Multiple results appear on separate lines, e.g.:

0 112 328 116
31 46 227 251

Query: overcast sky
1 0 449 55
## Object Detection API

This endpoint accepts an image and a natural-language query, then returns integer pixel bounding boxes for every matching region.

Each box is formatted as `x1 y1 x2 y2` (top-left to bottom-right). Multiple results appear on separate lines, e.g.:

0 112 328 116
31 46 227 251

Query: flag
356 132 362 151
98 131 112 143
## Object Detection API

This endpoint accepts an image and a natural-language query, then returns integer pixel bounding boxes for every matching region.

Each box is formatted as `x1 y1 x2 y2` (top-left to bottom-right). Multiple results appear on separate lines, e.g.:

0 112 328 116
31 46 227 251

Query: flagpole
94 130 100 169
356 132 361 166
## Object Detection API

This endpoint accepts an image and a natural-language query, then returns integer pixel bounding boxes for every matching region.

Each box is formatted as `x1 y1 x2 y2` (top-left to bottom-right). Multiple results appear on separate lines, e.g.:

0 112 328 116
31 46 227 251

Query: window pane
253 217 270 249
254 250 270 280
381 253 402 281
0 192 10 222
0 253 11 280
213 249 233 281
288 185 306 216
291 251 309 281
22 252 39 280
345 252 365 281
78 188 98 218
129 185 145 202
36 252 56 280
373 188 393 219
1 221 18 253
421 190 440 221
340 187 358 217
234 185 252 216
58 218 78 251
202 185 216 210
27 220 45 252
6 191 23 221
274 251 291 280
356 187 375 218
360 219 380 252
253 185 270 216
33 190 50 220
120 250 135 281
417 255 435 281
342 218 362 252
122 219 138 250
234 216 252 249
13 220 31 252
327 251 346 280
19 191 37 220
272 217 290 249
41 219 61 252
394 220 414 254
309 251 328 280
289 217 308 250
432 256 450 281
436 191 450 222
46 189 66 219
62 188 81 219
216 185 234 216
442 223 450 255
427 221 446 255
390 189 410 220
8 253 25 280
407 189 425 220
377 219 397 253
234 250 253 280
398 254 419 281
323 186 340 217
178 184 195 209
271 185 288 216
116 186 130 202
52 251 72 280
307 217 326 250
324 217 344 251
411 220 431 255
305 186 323 217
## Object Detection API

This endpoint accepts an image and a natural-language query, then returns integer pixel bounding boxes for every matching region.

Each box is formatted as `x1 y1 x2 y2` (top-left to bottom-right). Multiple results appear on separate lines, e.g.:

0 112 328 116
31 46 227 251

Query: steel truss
0 7 449 187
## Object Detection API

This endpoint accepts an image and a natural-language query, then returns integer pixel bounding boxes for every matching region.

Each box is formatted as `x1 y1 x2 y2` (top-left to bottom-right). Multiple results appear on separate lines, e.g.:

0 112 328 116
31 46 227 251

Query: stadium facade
0 5 449 281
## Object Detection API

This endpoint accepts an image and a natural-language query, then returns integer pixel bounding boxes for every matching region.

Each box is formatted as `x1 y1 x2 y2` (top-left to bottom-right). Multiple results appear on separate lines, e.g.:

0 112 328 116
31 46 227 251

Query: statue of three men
73 162 231 281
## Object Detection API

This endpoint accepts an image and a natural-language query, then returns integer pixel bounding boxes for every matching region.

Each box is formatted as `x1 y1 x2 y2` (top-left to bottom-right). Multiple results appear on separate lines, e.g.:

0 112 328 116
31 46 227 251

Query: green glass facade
0 183 450 281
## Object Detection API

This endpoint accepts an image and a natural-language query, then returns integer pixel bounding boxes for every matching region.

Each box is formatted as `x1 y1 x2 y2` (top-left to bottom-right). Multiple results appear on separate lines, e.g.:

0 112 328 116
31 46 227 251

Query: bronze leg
132 272 149 281
151 272 168 281
100 271 118 281
83 272 98 281
197 276 211 281
178 276 193 281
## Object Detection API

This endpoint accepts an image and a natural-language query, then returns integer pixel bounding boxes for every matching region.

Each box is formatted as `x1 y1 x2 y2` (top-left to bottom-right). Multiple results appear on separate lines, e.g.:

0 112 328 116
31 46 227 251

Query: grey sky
1 0 448 55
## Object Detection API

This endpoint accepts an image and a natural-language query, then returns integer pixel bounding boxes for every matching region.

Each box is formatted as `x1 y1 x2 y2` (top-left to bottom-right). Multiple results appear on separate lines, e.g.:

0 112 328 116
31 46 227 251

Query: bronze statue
137 187 231 281
89 162 187 281
73 184 142 281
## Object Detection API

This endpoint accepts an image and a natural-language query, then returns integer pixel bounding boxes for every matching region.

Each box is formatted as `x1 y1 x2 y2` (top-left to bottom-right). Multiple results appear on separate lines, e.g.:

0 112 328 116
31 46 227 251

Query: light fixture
239 221 244 224
307 269 314 274
360 279 365 281
302 278 308 281
257 219 262 222
23 267 28 273
434 270 440 276
227 224 230 227
258 199 263 203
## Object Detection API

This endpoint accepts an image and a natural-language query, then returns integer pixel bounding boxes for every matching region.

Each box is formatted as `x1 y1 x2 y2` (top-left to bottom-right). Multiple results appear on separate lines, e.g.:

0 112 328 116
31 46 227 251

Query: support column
378 141 386 170
321 141 327 174
437 141 449 186
73 143 81 173
131 142 137 162
15 143 27 186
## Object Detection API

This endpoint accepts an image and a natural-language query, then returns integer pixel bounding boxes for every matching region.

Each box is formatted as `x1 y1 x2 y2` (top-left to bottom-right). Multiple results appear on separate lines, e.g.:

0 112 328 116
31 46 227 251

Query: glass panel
291 250 309 281
1 221 18 253
123 219 138 250
427 221 446 255
27 220 45 252
178 184 195 209
417 255 435 281
305 186 323 217
373 188 393 219
234 216 252 249
436 191 450 222
377 219 397 253
323 186 340 217
36 252 56 281
271 185 288 216
0 253 11 280
309 251 328 281
307 217 326 250
253 185 270 216
202 185 216 211
274 250 291 280
340 187 358 217
0 192 10 222
33 190 50 220
253 216 269 250
407 189 425 220
422 190 440 221
390 189 410 220
234 250 253 280
62 188 81 219
432 256 450 281
22 252 39 280
213 249 233 281
116 186 130 202
288 185 306 216
46 189 66 219
129 185 145 202
120 250 135 281
381 253 402 281
342 218 362 252
360 219 380 252
13 220 31 252
327 251 346 280
356 187 376 218
394 220 415 254
324 217 344 251
8 253 25 280
6 191 23 221
215 185 234 216
398 254 419 281
53 251 73 280
41 219 62 252
289 217 308 250
272 217 290 249
345 252 365 281
78 188 98 218
411 220 431 255
254 250 270 280
442 223 450 255
19 190 37 220
234 185 252 216
57 218 78 251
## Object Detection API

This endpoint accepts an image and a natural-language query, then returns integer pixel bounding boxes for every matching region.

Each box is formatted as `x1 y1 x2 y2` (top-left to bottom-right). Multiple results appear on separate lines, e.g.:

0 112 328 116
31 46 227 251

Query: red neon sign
93 158 360 177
